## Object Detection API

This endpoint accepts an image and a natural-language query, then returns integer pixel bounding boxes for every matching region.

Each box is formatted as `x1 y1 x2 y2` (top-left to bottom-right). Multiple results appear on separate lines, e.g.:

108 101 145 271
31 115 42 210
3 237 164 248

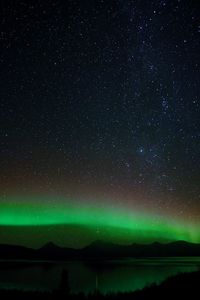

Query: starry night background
0 0 200 248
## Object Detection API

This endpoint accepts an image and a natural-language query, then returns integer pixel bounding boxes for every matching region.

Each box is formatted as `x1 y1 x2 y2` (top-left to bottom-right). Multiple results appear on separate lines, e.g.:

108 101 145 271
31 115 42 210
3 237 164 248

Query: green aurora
0 196 199 248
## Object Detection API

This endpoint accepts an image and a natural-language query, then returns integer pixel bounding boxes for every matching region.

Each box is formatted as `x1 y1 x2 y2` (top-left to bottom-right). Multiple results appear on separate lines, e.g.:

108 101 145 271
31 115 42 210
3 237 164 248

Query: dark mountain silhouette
1 240 200 260
82 240 200 258
37 241 78 260
0 243 35 259
39 241 58 250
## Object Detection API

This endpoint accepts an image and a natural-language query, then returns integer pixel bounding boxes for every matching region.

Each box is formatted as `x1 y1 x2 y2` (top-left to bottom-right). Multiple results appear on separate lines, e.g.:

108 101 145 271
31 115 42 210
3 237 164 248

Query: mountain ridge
0 240 200 260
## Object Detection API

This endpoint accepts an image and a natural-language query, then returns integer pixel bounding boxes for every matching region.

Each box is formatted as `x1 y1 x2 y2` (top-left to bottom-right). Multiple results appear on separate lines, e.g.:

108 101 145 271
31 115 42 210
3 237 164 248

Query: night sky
0 0 200 248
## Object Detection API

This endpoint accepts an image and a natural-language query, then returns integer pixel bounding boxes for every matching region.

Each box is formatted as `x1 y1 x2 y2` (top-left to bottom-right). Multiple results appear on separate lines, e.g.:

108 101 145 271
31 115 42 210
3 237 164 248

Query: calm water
0 258 200 294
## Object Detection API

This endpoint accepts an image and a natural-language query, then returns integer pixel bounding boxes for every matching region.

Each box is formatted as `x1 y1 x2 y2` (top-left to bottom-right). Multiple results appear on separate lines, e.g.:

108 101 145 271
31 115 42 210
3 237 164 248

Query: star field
0 0 200 246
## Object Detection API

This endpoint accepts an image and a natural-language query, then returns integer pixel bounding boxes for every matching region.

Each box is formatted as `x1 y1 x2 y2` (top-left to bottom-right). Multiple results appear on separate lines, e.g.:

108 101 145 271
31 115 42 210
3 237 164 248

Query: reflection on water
0 258 199 294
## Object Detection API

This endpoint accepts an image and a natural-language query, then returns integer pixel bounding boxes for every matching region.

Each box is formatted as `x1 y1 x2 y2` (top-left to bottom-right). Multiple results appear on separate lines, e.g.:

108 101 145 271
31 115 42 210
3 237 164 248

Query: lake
0 258 200 294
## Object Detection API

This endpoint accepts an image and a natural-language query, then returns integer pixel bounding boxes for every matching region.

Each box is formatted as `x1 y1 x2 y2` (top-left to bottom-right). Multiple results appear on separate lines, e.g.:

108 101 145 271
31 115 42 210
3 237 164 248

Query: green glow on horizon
0 196 199 244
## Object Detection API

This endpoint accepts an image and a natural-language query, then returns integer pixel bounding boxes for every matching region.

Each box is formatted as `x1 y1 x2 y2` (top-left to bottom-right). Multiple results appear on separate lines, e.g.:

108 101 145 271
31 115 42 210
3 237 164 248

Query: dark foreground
0 269 199 300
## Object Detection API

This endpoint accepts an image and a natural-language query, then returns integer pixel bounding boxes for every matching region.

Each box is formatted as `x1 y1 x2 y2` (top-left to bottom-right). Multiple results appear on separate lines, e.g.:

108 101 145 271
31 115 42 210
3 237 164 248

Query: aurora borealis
0 0 200 249
0 195 199 248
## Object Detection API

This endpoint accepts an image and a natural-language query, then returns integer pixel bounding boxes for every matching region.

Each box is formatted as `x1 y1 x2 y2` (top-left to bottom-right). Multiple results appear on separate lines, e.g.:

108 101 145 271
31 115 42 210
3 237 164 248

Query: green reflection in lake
0 258 199 294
